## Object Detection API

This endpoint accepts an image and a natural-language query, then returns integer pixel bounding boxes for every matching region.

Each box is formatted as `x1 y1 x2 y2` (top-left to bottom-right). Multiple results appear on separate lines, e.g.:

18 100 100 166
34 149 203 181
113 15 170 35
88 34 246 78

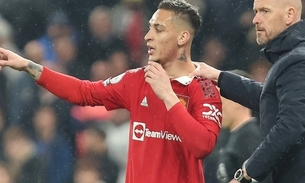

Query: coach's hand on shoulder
189 61 221 83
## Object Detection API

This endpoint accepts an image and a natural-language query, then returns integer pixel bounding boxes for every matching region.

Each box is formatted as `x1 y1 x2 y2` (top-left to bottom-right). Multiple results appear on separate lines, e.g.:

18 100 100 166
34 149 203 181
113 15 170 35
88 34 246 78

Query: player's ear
177 31 190 46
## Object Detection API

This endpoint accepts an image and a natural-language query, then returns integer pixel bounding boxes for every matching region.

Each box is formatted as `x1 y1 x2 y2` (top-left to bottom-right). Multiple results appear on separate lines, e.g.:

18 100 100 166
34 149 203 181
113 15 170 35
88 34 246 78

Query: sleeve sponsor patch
202 103 222 127
103 73 125 86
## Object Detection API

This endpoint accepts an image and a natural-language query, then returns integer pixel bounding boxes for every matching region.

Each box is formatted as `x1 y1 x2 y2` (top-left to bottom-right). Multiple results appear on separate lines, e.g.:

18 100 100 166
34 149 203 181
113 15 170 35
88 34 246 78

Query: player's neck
162 60 195 79
162 48 194 78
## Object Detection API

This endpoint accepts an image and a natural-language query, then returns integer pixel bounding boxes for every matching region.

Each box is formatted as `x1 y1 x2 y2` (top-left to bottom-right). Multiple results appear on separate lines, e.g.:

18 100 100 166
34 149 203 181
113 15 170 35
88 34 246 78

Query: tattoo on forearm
27 61 43 80
178 50 187 62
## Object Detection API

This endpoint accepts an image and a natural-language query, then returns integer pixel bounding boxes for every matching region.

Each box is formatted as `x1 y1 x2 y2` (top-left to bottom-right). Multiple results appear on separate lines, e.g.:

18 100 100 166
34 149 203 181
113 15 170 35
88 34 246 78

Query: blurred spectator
37 10 79 64
73 155 106 183
63 0 121 37
3 125 47 183
51 35 86 79
23 41 45 63
0 72 7 119
248 59 272 83
247 59 271 124
52 36 76 68
0 15 20 53
89 61 113 82
204 128 230 183
186 0 207 59
77 6 128 78
238 26 265 70
109 52 130 76
0 1 45 49
122 0 147 67
0 161 14 183
0 14 22 87
202 0 254 69
144 0 162 18
33 105 74 183
110 3 134 37
0 108 7 161
104 109 130 183
88 50 131 81
199 37 227 69
0 0 83 49
79 123 119 183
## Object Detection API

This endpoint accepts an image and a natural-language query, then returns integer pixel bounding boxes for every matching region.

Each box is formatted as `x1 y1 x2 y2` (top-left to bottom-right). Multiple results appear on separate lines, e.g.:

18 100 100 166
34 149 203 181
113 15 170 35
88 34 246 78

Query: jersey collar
172 62 200 86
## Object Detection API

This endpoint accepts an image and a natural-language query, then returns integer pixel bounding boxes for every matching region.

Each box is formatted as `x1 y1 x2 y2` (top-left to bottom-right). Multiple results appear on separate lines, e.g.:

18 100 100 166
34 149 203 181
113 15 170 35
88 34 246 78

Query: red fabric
70 105 113 122
37 66 222 183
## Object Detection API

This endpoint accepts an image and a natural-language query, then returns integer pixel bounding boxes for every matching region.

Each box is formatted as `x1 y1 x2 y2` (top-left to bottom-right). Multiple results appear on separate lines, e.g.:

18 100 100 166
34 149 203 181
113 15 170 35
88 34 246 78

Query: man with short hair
0 1 222 183
190 0 305 182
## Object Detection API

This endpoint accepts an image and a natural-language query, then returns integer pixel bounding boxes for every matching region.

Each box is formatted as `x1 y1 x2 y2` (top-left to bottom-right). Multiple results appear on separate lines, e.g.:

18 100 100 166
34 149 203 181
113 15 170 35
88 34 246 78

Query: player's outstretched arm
0 47 43 80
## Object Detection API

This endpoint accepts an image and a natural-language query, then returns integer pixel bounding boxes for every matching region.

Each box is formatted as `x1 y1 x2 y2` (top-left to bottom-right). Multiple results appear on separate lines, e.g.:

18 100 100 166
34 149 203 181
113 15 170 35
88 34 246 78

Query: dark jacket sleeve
246 61 305 181
218 71 262 112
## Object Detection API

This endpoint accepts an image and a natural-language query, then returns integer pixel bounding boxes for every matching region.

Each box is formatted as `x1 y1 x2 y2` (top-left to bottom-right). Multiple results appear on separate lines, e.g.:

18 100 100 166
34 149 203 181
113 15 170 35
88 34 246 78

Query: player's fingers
144 70 154 79
0 52 8 60
144 76 153 84
0 60 9 66
0 47 10 56
148 61 162 71
144 65 149 72
145 64 159 75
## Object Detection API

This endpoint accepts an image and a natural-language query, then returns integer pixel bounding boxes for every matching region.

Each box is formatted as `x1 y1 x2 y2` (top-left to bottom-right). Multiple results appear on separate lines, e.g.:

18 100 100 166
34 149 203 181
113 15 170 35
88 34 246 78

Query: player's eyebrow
149 22 166 29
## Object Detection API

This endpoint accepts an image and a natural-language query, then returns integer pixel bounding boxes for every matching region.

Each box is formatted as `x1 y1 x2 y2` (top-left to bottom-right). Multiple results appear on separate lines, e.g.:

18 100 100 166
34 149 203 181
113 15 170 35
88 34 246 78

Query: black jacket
218 20 305 183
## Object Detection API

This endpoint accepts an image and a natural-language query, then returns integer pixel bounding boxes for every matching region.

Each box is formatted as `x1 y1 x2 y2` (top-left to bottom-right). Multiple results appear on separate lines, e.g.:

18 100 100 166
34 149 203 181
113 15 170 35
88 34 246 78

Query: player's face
252 0 287 45
144 9 180 63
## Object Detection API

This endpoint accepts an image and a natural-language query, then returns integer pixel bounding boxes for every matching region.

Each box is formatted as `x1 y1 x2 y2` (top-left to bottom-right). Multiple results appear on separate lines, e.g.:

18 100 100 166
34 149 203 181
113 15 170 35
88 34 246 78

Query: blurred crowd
0 0 304 183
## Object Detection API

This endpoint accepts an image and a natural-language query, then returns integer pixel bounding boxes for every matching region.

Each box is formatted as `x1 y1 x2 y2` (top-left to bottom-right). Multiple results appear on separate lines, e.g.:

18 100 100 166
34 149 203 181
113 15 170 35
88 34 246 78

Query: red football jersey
37 66 222 183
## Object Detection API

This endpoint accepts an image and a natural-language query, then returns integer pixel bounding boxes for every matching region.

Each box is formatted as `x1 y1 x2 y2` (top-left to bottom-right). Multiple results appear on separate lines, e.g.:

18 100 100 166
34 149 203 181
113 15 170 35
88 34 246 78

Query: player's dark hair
158 0 202 36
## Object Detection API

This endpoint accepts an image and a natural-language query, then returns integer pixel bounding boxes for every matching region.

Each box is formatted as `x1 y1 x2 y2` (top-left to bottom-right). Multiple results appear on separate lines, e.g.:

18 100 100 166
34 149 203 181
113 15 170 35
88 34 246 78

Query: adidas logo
141 96 148 107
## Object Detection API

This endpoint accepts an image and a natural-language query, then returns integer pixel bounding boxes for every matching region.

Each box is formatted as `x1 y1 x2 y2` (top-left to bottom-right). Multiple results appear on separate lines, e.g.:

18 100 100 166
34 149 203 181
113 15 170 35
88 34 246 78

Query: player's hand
144 61 174 100
0 47 30 71
189 62 221 83
144 61 181 110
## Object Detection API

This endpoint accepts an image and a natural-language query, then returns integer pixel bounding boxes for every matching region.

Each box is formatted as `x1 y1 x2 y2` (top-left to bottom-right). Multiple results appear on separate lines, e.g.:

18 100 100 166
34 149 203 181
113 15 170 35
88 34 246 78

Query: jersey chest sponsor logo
132 122 182 142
